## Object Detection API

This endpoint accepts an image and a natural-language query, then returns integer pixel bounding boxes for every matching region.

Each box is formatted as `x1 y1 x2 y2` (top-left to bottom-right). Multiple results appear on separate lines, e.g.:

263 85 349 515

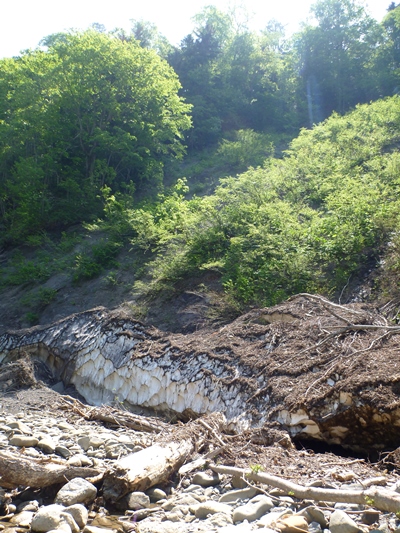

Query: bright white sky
0 0 389 59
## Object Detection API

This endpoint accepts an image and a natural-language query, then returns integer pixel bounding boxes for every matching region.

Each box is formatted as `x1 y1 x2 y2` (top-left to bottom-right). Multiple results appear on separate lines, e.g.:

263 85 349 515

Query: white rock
60 513 80 533
31 504 65 532
55 478 97 506
124 491 151 510
9 435 39 447
64 504 89 529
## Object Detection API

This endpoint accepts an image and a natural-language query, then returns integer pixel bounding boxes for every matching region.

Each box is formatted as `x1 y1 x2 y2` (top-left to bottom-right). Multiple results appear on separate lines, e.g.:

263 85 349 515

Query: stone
208 511 234 527
9 435 39 447
7 421 31 434
219 487 258 503
9 511 35 527
361 510 380 526
55 445 72 459
233 495 274 523
31 504 65 532
60 513 80 533
309 521 323 533
191 501 233 519
83 526 116 533
192 472 220 487
124 491 151 510
37 438 56 454
77 436 91 452
64 505 89 529
55 478 97 506
258 510 290 528
330 510 362 533
298 506 328 528
147 487 167 503
231 476 248 489
276 515 309 533
16 501 39 513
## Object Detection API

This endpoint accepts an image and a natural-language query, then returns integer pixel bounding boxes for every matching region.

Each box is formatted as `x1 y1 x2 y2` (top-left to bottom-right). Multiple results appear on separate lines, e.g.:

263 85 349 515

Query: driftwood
103 413 226 503
210 464 400 514
60 396 168 434
0 450 104 489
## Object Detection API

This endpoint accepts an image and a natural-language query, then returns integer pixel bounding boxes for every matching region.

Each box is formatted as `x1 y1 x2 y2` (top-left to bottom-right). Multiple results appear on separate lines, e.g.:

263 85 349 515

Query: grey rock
208 512 234 527
219 487 258 503
37 438 56 454
31 504 65 532
7 421 31 434
361 510 380 526
147 488 167 503
334 503 364 512
67 454 93 467
330 510 362 533
124 491 151 510
257 509 290 528
60 512 80 533
309 521 323 533
231 476 248 489
77 436 91 452
55 445 72 459
55 478 97 506
9 435 39 447
191 501 233 519
233 494 274 523
64 505 88 529
52 382 65 393
192 472 220 487
298 506 328 528
89 436 104 449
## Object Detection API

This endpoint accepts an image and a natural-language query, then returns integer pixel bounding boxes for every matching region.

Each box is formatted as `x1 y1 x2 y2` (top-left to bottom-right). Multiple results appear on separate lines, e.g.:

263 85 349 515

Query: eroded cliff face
1 296 400 452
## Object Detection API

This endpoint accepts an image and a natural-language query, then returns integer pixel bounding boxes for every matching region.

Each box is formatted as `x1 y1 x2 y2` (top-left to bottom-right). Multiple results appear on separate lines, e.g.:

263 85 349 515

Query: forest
1 0 400 325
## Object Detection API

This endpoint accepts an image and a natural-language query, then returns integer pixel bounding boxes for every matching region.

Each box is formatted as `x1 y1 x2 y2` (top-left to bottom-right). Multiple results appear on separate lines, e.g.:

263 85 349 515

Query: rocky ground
1 363 400 533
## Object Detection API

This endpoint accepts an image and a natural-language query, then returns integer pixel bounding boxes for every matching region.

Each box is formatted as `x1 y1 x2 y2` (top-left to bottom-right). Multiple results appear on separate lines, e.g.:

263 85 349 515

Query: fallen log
0 450 104 489
103 412 226 503
210 464 400 514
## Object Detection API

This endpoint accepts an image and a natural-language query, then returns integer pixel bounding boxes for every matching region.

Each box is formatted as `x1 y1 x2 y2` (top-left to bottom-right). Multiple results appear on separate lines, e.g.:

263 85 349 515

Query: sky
0 0 390 59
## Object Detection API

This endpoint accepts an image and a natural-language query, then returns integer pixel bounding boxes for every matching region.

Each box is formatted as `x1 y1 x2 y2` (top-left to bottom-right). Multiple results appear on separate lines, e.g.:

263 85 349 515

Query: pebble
192 472 220 487
63 504 89 529
276 515 309 533
330 509 363 533
219 486 258 503
31 504 65 532
124 491 150 510
147 488 167 502
191 500 233 519
233 495 274 523
54 478 97 506
8 435 39 447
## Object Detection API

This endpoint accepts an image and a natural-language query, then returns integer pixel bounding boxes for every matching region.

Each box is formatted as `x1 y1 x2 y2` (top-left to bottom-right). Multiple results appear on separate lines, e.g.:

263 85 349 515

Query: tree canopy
0 30 191 242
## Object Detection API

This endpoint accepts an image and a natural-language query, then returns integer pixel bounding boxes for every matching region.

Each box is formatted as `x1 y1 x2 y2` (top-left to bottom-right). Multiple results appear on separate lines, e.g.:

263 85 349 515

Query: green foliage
0 30 191 244
72 239 121 282
98 96 400 307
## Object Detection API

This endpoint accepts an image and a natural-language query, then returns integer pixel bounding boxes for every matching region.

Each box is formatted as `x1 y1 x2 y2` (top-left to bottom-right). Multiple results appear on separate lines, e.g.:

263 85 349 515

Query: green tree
0 30 191 242
294 0 383 122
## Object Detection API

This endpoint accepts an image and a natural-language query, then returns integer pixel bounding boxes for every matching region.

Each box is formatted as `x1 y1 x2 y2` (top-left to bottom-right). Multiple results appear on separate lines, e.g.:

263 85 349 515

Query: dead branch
210 464 400 514
0 450 104 489
289 294 366 317
103 413 226 503
60 396 168 434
